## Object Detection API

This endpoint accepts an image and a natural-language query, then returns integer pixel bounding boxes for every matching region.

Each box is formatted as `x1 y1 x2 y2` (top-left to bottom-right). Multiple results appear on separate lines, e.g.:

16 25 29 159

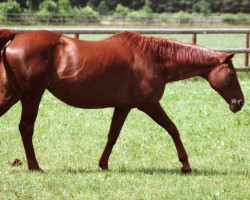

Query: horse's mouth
229 99 244 113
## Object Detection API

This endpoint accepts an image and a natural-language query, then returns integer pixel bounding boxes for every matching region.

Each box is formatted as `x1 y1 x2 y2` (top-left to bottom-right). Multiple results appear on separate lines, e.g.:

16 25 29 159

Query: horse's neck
162 42 220 82
165 62 213 82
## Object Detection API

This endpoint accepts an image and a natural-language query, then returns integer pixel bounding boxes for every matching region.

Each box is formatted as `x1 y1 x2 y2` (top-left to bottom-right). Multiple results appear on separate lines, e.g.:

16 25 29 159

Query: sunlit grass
0 72 249 199
0 26 249 198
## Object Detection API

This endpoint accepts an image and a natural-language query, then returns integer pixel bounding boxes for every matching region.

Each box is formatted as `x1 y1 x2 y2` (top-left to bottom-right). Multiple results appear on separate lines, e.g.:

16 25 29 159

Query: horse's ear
220 53 235 64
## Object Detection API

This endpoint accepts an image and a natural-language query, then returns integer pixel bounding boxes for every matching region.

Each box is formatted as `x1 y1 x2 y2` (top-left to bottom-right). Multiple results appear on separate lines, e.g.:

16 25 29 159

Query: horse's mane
112 31 220 66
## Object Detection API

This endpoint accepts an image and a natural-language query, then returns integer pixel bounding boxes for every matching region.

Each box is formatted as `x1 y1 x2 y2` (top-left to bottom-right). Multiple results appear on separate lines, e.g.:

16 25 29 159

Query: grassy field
0 31 249 199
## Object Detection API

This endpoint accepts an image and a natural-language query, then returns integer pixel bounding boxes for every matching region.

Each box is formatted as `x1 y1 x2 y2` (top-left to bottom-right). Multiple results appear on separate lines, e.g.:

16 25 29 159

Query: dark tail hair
0 29 15 51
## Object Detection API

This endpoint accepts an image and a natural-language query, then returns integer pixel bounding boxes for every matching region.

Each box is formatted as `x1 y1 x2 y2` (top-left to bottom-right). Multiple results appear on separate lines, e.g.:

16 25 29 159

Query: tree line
0 0 249 15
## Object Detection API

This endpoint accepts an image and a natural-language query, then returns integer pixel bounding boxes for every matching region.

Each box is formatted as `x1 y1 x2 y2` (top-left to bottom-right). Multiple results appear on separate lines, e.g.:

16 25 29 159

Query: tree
219 0 242 13
240 0 250 13
0 0 21 13
104 0 119 10
30 0 43 11
193 0 211 16
115 3 130 16
104 0 145 10
17 0 27 9
150 0 175 12
57 0 73 14
38 0 57 14
142 0 152 13
96 1 109 14
74 5 98 16
70 0 87 7
125 0 144 10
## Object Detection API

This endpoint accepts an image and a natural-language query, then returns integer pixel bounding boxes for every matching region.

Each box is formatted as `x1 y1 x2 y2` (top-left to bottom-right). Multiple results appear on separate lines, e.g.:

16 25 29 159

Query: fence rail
1 13 250 26
8 28 250 71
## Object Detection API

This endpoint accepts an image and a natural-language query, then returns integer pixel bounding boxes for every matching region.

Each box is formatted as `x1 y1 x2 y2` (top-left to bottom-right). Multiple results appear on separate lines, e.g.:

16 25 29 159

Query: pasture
0 32 249 199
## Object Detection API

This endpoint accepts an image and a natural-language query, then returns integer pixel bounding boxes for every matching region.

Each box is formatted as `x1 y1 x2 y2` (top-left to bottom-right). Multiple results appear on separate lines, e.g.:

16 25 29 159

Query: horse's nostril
231 99 237 106
238 100 244 107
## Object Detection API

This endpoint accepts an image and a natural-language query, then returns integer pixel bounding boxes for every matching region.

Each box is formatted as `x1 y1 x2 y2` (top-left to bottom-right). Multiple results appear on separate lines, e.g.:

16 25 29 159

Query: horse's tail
0 29 15 51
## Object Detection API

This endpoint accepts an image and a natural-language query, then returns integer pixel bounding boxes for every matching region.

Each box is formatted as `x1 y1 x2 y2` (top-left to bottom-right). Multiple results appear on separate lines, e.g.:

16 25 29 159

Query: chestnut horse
0 29 244 173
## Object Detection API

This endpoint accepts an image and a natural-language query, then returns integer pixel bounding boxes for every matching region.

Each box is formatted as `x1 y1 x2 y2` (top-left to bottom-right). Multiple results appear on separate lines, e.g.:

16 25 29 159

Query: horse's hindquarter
5 31 61 94
48 36 135 108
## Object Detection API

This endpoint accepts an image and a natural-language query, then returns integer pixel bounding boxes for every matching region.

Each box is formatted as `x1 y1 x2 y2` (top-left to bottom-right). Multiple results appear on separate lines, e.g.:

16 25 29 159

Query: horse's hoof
181 167 192 174
29 167 44 173
99 163 109 171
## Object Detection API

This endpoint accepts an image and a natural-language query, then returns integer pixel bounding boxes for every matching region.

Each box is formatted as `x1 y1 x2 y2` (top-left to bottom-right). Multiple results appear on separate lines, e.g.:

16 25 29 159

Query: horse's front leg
99 107 130 170
19 99 42 171
138 102 192 173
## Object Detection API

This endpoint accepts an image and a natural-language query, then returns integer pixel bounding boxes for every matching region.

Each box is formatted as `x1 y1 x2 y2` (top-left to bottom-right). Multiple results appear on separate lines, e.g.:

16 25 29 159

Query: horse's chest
132 73 166 103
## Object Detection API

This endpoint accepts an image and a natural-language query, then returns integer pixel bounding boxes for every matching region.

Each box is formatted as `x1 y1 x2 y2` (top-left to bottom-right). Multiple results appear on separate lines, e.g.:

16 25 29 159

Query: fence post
61 15 63 25
74 33 79 39
192 33 197 45
244 33 249 67
47 15 50 25
5 13 8 24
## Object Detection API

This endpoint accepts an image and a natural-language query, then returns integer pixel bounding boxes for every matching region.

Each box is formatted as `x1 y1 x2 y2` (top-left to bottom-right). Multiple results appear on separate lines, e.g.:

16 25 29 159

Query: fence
9 28 250 71
2 13 250 26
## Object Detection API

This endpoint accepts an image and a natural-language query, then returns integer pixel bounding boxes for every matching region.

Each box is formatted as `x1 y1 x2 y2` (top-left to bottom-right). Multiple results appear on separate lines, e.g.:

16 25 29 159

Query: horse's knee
19 121 34 139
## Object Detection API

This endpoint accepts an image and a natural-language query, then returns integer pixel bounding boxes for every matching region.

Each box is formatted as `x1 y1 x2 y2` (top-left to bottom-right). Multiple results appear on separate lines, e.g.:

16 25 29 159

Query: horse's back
48 34 136 108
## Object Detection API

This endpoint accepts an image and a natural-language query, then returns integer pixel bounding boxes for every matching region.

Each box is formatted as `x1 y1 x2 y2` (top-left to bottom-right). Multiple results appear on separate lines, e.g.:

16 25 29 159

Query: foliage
173 11 192 23
0 0 21 13
158 13 168 22
23 0 34 13
192 0 211 16
57 0 73 14
96 1 110 15
141 0 152 14
74 5 98 16
126 9 152 21
221 12 248 24
115 3 130 16
0 0 250 14
37 0 57 14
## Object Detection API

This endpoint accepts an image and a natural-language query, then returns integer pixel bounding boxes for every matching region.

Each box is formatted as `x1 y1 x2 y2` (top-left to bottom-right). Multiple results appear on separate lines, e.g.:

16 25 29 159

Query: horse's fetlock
99 162 108 170
179 156 188 163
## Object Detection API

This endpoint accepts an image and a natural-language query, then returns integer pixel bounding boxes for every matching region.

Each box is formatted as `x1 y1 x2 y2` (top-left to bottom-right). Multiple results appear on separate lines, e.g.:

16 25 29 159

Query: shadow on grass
8 163 247 177
54 167 247 177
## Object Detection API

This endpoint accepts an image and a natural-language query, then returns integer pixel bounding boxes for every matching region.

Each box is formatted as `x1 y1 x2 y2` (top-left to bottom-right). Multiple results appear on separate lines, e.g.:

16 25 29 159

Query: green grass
0 30 249 199
0 72 249 199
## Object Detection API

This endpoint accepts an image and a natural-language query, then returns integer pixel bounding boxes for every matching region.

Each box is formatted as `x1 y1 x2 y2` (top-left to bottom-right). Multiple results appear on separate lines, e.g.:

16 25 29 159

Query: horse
0 29 244 173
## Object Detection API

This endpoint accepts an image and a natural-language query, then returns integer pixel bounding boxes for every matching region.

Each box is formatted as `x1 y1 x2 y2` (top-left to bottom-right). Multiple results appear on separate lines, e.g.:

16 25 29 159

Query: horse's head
207 53 244 113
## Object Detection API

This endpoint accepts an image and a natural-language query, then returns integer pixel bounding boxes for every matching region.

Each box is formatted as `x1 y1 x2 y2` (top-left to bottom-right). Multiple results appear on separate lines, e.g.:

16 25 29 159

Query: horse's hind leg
99 107 130 170
138 102 192 173
19 97 43 171
0 96 18 117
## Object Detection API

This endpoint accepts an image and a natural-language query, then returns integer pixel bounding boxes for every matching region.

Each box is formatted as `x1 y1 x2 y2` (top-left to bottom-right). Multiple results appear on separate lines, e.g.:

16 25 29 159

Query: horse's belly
47 79 132 108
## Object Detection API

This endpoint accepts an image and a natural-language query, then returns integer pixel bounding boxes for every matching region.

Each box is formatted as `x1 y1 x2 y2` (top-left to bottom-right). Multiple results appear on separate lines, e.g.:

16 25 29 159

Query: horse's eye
228 70 234 76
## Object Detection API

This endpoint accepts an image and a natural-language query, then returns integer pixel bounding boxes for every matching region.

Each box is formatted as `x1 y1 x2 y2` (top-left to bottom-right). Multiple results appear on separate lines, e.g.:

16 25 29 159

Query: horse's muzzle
230 99 244 113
